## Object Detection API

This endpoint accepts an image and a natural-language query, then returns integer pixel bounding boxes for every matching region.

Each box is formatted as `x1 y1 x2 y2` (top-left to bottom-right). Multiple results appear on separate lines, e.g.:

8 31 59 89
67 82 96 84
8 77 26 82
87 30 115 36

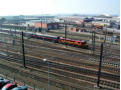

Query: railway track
0 51 120 89
0 42 120 74
0 63 94 90
24 38 120 61
0 63 92 90
0 30 120 89
0 48 120 81
0 32 120 60
93 45 120 59
0 39 120 67
0 49 119 81
0 40 120 75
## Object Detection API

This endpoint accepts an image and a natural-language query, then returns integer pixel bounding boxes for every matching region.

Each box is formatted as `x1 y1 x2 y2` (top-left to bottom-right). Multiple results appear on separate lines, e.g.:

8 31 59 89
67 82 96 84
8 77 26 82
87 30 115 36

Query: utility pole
110 29 115 57
41 17 43 33
65 23 67 47
97 43 104 88
103 25 107 58
92 30 96 54
48 61 50 90
15 27 16 37
21 31 26 68
65 23 67 39
6 39 9 56
104 26 107 44
12 27 16 47
92 31 94 51
93 31 96 54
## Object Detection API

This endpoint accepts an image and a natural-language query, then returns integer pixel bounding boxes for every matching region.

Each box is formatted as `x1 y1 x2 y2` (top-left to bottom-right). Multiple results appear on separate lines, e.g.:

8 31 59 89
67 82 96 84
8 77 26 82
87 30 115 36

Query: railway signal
97 43 104 88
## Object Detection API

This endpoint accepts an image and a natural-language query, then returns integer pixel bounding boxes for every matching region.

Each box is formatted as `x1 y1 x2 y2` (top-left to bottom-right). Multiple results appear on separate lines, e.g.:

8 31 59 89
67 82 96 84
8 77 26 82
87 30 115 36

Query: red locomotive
58 37 88 48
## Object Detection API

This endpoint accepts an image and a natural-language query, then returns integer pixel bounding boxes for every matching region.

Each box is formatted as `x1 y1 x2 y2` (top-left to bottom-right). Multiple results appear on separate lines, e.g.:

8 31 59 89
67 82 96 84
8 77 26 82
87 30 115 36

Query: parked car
2 83 17 90
0 77 3 80
12 85 28 90
0 80 10 89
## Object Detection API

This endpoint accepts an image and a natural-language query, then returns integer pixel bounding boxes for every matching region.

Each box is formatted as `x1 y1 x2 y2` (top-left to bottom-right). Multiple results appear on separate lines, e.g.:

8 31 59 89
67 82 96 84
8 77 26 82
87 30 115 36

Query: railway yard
0 28 120 90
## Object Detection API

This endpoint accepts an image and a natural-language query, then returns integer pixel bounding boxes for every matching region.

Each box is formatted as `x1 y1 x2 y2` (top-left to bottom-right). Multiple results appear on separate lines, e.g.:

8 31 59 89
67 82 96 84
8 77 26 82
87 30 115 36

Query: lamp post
43 58 50 90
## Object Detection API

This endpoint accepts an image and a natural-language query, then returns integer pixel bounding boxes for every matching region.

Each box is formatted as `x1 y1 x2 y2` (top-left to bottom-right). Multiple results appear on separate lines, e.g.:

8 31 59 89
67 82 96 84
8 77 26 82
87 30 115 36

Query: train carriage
31 33 59 42
0 29 89 49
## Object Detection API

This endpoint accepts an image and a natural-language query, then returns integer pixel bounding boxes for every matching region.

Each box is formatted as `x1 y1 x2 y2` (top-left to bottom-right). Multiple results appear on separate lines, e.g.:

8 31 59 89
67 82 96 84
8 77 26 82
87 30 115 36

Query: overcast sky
0 0 120 16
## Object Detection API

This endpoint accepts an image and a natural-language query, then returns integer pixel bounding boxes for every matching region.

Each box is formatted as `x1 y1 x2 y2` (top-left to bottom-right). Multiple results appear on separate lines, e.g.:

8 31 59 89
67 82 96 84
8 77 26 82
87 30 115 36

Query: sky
0 0 120 16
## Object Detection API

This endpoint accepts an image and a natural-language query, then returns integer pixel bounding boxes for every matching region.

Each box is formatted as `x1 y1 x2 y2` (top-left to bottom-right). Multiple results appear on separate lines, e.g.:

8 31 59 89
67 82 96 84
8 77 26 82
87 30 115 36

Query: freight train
0 29 88 49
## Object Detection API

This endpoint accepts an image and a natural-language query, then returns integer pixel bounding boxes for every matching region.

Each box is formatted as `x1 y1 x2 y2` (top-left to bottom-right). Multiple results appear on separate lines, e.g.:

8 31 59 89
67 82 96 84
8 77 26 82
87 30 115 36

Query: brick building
34 22 59 30
68 27 87 32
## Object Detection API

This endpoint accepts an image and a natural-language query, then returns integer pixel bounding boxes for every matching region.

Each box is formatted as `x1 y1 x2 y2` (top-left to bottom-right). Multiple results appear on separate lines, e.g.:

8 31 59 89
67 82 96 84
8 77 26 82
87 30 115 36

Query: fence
0 71 45 90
